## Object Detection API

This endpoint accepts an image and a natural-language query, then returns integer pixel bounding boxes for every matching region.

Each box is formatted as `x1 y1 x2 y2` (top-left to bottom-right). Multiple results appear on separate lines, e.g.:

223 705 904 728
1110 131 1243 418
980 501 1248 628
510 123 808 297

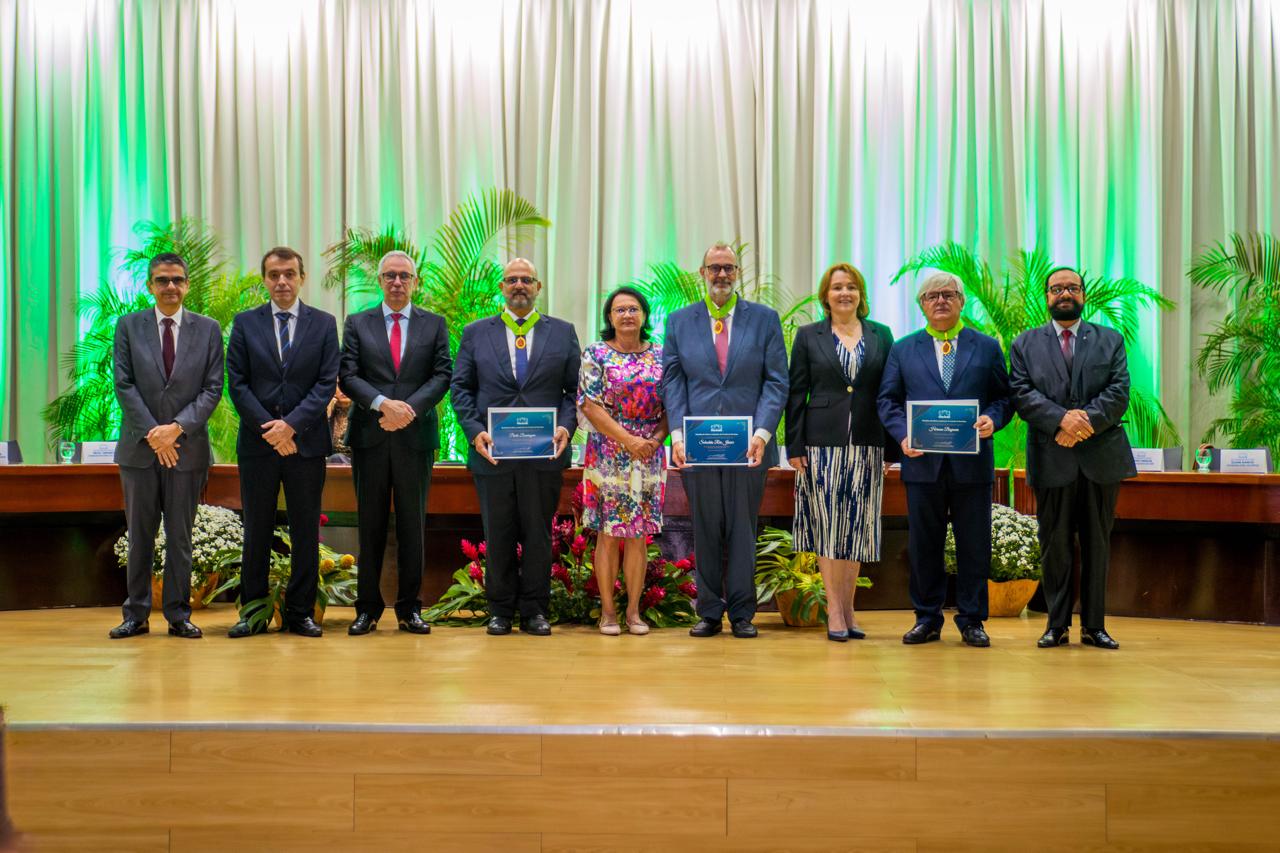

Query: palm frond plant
1189 233 1280 456
755 526 871 628
43 219 266 459
892 243 1179 469
322 189 553 461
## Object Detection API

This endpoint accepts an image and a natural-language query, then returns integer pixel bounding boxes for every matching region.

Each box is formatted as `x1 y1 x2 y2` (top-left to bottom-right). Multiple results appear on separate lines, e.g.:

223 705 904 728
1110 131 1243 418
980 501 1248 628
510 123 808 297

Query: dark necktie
389 312 404 373
277 312 291 363
161 317 175 379
1061 328 1074 371
514 316 529 385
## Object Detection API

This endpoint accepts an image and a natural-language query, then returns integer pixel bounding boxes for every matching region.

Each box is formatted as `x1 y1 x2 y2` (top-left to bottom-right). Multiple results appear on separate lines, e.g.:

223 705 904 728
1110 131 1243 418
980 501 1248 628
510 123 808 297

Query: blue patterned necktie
276 312 291 363
941 342 955 391
514 316 528 384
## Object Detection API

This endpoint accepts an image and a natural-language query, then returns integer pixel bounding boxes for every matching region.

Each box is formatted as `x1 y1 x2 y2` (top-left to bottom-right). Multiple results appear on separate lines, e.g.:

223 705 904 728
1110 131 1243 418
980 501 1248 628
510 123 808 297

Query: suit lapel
816 317 846 381
397 305 429 376
1043 323 1070 386
915 332 946 394
368 308 396 377
285 304 313 375
688 301 719 380
723 300 752 380
1070 321 1095 386
950 327 978 389
257 305 281 368
166 311 199 386
140 311 166 380
487 317 515 384
522 315 550 386
855 320 878 382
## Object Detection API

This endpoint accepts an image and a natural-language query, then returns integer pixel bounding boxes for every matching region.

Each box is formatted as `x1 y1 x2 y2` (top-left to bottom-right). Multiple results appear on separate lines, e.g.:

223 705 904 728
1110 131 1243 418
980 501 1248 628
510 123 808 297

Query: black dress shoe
846 627 866 640
960 624 991 647
902 623 941 645
826 630 848 643
730 619 758 638
168 620 202 639
487 616 513 635
284 616 323 637
1037 627 1069 648
689 617 723 638
522 614 552 635
108 619 149 639
398 612 431 634
228 619 266 638
1081 628 1119 649
348 613 377 636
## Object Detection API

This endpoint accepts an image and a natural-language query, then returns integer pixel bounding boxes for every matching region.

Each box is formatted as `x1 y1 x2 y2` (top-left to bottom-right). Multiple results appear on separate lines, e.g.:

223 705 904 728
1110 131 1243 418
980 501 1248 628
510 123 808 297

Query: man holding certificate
451 258 580 636
877 272 1011 647
661 242 789 639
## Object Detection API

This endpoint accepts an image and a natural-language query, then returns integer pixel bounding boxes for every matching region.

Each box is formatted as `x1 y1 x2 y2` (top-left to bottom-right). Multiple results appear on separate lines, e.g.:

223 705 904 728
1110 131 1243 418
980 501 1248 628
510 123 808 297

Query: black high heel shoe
846 626 866 640
826 629 848 642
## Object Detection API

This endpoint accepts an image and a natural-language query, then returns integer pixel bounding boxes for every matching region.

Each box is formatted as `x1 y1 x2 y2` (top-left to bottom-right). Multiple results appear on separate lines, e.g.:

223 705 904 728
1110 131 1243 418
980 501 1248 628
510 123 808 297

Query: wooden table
1013 470 1280 624
0 464 1012 613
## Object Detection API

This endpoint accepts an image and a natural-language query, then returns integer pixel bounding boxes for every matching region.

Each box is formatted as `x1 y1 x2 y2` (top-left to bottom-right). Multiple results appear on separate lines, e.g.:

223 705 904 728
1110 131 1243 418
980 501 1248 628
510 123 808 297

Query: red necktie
390 313 403 373
715 315 729 374
161 317 176 379
1060 328 1073 368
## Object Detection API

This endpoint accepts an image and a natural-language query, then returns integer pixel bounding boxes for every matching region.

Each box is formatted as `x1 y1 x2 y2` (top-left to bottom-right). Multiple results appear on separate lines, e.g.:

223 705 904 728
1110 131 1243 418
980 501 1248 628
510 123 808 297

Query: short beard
1050 301 1083 322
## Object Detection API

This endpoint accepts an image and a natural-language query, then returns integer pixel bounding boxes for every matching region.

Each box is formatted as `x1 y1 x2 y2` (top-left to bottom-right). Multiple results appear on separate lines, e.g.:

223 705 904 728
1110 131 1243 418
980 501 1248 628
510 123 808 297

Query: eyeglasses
380 271 415 283
1048 284 1084 296
152 276 188 287
504 275 536 285
703 264 738 276
612 306 642 316
921 290 960 303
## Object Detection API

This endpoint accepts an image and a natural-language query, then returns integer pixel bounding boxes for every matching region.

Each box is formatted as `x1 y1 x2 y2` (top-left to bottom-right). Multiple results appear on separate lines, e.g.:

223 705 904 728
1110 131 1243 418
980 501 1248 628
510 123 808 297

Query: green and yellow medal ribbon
705 293 737 335
500 310 540 350
924 317 965 355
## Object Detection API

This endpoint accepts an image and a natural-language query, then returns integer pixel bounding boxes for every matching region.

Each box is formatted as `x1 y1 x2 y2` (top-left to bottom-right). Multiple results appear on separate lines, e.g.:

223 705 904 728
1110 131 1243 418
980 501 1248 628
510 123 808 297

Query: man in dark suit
226 247 340 638
1010 266 1136 650
339 251 452 636
878 272 1011 647
110 252 225 639
662 242 789 639
450 258 579 636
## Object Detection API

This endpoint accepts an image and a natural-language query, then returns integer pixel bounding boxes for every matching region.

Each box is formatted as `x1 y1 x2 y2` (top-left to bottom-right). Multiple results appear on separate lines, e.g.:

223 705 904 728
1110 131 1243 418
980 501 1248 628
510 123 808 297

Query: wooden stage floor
2 607 1279 852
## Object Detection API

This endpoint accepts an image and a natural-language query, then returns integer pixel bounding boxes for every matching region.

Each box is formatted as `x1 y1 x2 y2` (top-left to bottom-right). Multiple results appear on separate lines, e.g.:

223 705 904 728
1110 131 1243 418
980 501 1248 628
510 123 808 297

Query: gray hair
377 250 417 277
701 242 736 268
915 271 965 300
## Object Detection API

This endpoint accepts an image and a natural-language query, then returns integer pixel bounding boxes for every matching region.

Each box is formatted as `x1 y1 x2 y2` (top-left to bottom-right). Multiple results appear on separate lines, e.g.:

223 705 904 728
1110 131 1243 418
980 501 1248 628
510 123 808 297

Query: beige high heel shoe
626 615 650 635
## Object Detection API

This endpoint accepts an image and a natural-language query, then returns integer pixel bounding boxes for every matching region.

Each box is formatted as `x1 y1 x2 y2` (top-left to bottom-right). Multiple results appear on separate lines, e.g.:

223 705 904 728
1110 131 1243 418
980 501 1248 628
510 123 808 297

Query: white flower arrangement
944 503 1042 582
114 504 244 581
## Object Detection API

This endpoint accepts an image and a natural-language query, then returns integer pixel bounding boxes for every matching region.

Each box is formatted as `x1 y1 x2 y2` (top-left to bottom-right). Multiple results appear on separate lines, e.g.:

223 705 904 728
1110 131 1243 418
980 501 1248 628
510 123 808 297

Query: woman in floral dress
578 286 668 635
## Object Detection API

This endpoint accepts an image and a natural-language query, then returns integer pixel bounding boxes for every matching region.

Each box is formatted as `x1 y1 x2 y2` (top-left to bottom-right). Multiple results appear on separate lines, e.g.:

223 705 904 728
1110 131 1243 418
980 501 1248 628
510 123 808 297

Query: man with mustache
226 246 340 638
661 242 789 639
1009 266 1136 650
451 258 580 636
339 251 452 636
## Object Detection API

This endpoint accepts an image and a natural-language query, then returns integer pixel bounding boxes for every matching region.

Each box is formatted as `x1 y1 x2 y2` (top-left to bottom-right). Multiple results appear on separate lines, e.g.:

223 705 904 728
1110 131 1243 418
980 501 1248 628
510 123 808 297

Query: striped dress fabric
792 336 885 562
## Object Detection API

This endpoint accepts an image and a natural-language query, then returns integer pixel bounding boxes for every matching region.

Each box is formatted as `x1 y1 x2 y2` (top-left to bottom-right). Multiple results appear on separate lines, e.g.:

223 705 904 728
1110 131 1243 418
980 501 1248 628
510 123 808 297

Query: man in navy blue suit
226 247 340 638
450 258 580 636
662 242 789 639
878 271 1011 647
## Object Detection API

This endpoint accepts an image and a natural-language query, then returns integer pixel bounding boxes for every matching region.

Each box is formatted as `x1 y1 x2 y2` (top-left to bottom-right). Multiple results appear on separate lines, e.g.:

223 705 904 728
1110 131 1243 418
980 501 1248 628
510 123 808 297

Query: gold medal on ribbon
515 335 527 350
713 319 724 335
941 340 953 355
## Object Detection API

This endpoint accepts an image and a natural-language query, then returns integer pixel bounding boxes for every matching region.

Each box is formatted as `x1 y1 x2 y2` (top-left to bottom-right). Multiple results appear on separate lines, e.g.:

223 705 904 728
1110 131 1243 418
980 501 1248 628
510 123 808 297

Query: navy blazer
339 305 453 452
1009 321 1138 489
876 326 1012 484
660 298 789 467
226 302 340 459
450 313 580 475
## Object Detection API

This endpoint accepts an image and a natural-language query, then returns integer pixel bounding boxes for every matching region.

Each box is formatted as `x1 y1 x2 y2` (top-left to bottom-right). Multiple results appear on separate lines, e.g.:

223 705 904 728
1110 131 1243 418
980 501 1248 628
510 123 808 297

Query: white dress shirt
1055 319 1082 357
502 307 537 376
272 300 301 359
154 306 185 351
931 333 957 376
371 302 412 412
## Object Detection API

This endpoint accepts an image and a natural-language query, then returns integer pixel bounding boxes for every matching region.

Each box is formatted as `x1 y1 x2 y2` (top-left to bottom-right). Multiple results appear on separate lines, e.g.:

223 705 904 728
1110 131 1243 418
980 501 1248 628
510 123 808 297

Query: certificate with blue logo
683 416 752 466
907 399 980 454
489 407 557 459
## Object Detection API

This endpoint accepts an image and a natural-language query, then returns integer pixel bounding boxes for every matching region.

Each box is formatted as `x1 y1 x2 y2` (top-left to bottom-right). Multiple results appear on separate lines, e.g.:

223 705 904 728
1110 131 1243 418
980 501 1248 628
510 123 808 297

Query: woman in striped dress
786 263 896 641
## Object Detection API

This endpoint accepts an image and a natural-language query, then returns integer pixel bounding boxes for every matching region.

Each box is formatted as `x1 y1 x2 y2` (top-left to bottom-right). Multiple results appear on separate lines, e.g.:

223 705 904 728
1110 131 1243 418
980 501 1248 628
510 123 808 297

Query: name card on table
1131 448 1165 472
80 441 118 463
0 443 8 465
1220 449 1269 474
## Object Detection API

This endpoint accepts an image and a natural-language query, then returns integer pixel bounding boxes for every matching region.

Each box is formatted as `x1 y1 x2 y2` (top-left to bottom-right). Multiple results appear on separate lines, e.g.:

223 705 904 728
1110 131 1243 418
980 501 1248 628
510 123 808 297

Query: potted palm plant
755 527 872 627
1189 232 1280 455
945 504 1042 616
